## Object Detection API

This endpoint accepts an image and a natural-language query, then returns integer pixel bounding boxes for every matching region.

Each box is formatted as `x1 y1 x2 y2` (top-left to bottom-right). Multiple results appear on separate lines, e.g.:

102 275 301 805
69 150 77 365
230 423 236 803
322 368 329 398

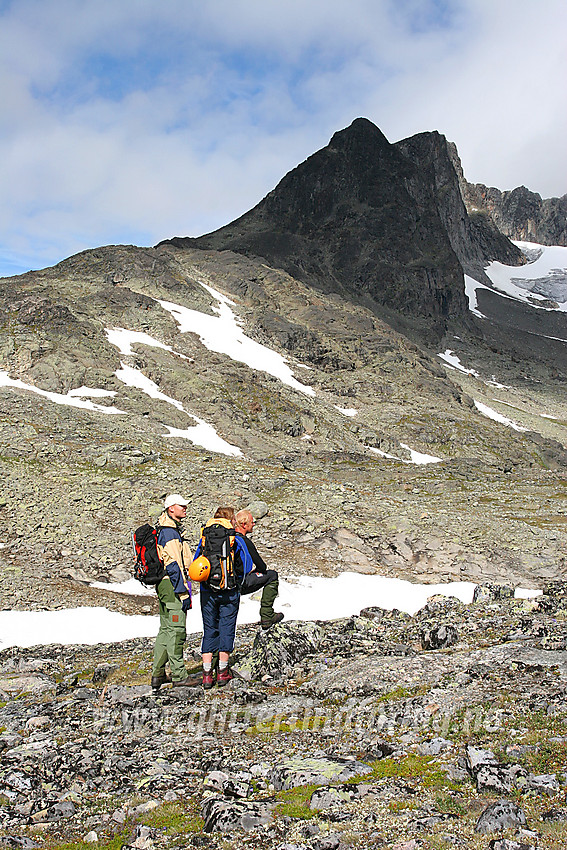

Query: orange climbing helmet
189 555 211 582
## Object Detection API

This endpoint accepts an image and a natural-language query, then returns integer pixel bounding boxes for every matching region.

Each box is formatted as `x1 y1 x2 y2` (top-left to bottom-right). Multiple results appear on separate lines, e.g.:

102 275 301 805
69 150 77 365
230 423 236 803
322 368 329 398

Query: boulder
310 783 361 810
202 797 273 832
233 621 323 681
475 799 527 834
270 756 371 790
421 624 459 650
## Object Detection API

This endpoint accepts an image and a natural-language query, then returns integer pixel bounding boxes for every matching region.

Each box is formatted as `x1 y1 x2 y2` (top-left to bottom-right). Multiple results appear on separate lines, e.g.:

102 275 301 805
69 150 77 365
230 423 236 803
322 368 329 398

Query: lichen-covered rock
270 756 371 791
420 624 458 650
310 784 361 810
475 799 527 834
201 797 274 832
233 621 324 680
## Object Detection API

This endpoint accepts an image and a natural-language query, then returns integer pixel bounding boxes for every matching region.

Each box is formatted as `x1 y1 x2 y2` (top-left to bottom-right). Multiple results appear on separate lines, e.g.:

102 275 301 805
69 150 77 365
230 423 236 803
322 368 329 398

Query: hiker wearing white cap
151 494 198 689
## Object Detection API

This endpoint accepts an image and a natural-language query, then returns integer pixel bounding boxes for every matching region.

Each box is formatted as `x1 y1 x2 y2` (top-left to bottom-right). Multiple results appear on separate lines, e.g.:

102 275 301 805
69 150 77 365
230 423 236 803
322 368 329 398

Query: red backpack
132 524 166 586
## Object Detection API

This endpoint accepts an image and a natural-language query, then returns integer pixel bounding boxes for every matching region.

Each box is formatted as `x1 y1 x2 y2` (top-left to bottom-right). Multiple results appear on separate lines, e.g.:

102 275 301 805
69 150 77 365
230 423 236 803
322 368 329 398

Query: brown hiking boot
151 673 172 690
172 675 201 688
261 612 284 630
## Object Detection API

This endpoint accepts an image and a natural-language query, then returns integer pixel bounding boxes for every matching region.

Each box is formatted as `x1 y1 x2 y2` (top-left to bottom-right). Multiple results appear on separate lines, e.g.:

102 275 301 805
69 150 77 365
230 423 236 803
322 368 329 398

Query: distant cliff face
167 118 474 321
460 181 567 248
398 133 525 282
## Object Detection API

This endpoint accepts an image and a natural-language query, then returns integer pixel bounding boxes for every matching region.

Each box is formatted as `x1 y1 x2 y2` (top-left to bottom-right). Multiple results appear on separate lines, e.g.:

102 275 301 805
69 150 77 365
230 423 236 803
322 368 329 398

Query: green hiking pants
152 576 187 682
240 569 279 621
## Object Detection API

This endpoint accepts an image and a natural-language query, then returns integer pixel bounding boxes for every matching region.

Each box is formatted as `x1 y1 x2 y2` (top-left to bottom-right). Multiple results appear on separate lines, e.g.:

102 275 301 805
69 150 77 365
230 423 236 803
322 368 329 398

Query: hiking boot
216 667 233 687
172 675 201 688
261 612 285 630
151 673 172 690
202 670 215 690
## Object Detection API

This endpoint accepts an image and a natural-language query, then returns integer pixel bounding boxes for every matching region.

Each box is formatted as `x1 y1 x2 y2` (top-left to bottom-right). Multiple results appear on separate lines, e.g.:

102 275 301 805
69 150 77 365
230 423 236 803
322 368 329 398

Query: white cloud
0 0 565 277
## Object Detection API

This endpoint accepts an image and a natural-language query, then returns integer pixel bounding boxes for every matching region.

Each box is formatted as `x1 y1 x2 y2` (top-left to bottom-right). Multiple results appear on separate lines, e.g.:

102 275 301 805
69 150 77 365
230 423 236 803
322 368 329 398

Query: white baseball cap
164 494 189 510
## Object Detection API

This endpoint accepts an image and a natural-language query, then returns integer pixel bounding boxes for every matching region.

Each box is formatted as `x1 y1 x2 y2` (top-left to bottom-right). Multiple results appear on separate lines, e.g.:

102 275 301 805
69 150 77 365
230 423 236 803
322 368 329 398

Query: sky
0 0 565 278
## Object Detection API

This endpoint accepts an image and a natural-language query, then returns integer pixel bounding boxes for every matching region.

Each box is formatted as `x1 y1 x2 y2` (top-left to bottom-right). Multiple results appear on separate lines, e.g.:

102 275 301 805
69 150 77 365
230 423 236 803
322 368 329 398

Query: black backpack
132 524 165 586
200 518 238 591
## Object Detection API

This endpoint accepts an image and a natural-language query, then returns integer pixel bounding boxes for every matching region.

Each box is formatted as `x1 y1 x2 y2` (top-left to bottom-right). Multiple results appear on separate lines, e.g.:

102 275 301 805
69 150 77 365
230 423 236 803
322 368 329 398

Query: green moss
376 684 429 702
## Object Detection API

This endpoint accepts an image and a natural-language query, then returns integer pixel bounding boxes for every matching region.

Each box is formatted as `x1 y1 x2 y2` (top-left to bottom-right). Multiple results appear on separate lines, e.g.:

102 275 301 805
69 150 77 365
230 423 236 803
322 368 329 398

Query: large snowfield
0 572 540 650
466 241 567 323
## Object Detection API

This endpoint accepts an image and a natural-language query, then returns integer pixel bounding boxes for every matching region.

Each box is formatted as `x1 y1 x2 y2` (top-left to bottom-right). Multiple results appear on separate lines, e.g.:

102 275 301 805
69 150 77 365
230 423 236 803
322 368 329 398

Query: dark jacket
236 532 267 574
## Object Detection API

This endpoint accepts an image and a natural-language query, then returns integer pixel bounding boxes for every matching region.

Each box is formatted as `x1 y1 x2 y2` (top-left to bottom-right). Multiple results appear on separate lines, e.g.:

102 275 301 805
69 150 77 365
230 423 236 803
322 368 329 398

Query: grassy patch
50 829 130 850
274 784 319 820
362 755 453 791
388 798 418 813
435 792 466 816
540 821 567 849
142 800 204 834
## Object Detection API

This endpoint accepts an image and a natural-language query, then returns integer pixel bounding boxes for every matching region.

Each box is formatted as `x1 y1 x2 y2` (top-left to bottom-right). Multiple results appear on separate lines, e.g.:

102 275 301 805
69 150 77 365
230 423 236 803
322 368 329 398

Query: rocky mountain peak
166 118 488 328
327 115 399 158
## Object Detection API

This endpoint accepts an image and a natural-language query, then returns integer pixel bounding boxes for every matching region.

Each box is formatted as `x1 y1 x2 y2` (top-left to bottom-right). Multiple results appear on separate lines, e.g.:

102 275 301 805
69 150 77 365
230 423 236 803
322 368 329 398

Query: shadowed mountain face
396 131 525 282
165 118 482 321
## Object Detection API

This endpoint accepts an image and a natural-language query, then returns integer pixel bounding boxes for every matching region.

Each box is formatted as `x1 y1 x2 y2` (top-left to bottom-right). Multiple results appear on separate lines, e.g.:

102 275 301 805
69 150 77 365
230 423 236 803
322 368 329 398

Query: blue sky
0 0 565 278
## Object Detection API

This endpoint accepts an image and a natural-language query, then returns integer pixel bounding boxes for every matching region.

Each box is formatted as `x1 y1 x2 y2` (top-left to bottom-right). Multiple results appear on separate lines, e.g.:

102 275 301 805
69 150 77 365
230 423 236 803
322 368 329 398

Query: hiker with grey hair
235 509 284 630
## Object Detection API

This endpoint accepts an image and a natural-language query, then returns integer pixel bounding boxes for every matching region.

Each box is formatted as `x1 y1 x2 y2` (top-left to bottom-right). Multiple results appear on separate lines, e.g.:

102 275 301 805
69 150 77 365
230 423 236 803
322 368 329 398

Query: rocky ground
1 582 567 849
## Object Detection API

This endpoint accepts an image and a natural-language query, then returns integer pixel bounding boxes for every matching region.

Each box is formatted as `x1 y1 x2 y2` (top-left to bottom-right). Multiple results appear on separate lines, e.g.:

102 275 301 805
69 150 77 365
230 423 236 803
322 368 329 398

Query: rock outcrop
459 181 567 248
166 118 475 323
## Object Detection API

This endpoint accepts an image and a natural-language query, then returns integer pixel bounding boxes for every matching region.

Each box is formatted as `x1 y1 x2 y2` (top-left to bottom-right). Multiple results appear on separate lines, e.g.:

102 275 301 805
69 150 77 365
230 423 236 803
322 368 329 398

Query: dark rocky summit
167 118 513 326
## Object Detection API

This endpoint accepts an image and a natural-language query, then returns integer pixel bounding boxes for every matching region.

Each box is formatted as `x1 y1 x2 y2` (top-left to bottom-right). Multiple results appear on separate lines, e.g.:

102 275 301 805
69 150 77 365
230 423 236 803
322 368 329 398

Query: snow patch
0 371 126 415
158 283 315 397
485 242 567 312
1 573 543 649
115 362 184 411
0 607 157 649
335 406 357 416
474 399 526 431
90 579 155 596
115 362 242 456
438 349 480 378
368 444 442 464
67 386 117 398
399 443 442 465
105 327 188 359
164 422 243 457
464 275 488 319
